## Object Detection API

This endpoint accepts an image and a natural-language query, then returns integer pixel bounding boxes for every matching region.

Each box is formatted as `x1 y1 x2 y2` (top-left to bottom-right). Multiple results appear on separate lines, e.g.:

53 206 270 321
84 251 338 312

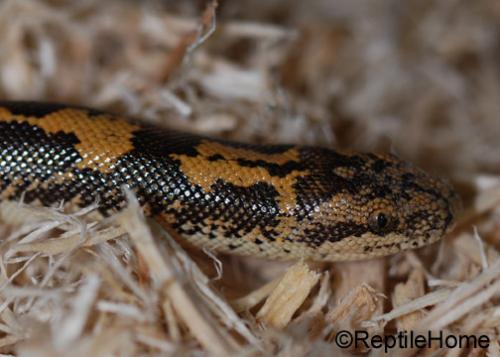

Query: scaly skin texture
0 101 461 261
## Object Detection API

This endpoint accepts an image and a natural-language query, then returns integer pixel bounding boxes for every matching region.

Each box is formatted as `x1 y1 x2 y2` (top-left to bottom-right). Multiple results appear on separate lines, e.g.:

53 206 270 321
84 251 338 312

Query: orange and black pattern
0 101 461 261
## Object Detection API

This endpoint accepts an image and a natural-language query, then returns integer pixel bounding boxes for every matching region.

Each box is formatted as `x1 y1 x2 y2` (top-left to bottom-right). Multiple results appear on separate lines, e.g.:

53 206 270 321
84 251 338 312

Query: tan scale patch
0 107 12 119
266 215 299 244
171 152 309 212
196 140 301 164
306 194 398 228
312 232 404 261
333 166 356 179
1 176 28 200
0 107 139 173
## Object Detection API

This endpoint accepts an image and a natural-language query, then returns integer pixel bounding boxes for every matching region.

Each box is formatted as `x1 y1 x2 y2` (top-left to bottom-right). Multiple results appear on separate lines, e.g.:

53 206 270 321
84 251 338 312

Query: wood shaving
0 0 498 355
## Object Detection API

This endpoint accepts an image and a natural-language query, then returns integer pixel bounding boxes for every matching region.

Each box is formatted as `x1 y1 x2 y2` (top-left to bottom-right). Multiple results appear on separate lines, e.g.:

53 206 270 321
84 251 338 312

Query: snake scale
0 101 461 261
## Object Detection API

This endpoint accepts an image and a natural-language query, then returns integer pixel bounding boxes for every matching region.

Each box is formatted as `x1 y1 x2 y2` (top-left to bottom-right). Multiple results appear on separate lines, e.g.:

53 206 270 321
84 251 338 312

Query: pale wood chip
257 261 320 329
118 189 237 356
327 283 382 331
231 275 281 312
9 227 126 255
392 269 426 330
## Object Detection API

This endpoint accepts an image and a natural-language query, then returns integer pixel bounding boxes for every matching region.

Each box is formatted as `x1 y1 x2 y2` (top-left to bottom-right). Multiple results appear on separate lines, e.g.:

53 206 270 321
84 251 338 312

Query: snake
0 101 461 261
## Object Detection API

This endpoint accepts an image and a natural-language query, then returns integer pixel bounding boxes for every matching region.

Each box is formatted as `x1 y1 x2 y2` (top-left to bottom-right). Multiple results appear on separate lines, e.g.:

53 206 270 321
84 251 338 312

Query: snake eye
369 211 393 235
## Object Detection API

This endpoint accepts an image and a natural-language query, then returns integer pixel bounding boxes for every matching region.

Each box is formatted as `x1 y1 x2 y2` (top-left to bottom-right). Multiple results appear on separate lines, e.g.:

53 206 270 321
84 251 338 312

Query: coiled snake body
0 101 461 261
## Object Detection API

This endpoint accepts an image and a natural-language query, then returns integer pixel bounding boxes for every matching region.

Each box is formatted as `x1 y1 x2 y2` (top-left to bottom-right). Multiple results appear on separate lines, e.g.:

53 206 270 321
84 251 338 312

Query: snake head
361 153 462 251
297 149 462 261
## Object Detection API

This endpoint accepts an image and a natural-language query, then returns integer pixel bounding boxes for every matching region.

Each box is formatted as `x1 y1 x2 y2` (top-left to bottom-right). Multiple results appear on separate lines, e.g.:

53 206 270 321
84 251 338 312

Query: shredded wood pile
0 0 499 355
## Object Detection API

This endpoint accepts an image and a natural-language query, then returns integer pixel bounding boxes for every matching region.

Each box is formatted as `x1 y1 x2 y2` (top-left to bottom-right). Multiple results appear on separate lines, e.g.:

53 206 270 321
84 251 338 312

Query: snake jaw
387 163 461 249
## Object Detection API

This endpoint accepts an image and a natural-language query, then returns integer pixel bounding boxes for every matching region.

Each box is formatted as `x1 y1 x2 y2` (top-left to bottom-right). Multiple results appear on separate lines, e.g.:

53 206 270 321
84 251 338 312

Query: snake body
0 101 461 261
